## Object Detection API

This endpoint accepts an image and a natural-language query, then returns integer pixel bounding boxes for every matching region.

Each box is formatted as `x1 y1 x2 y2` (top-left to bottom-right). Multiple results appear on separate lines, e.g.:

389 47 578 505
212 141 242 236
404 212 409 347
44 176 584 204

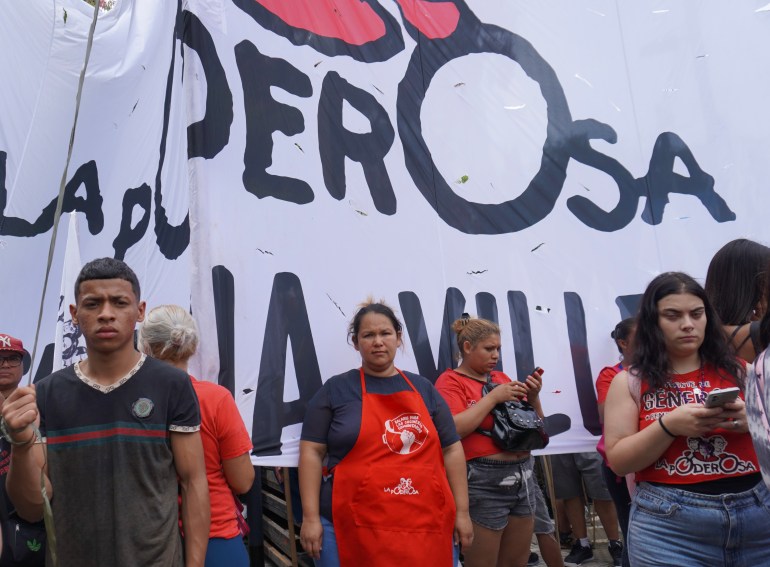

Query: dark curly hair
611 317 636 355
632 272 744 390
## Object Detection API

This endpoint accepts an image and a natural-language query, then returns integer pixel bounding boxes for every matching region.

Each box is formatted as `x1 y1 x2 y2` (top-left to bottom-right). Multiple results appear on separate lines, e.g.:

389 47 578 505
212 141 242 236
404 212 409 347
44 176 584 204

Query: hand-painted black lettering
212 265 236 395
181 10 233 160
112 184 151 260
319 71 396 214
154 7 190 260
398 288 466 383
0 154 103 237
564 292 601 436
235 40 314 205
475 291 503 372
252 272 323 457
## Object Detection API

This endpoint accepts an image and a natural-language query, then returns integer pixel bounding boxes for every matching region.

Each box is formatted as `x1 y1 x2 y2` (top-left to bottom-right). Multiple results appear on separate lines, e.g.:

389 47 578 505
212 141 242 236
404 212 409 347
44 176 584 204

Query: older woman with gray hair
138 305 255 567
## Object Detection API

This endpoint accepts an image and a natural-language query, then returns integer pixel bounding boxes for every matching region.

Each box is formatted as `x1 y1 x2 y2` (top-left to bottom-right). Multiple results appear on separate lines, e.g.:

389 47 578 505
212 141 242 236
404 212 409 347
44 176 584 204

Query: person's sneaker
564 542 593 566
608 540 623 567
527 551 540 566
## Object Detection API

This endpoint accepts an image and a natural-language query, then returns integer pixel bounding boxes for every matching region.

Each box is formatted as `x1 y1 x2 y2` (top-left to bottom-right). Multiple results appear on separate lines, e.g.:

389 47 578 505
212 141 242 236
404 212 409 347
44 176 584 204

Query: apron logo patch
384 477 419 495
382 412 429 454
131 397 154 419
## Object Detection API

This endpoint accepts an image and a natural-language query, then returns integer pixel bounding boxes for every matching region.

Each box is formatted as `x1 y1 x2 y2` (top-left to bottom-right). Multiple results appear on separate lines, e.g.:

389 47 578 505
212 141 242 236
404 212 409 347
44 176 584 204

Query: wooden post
283 472 299 567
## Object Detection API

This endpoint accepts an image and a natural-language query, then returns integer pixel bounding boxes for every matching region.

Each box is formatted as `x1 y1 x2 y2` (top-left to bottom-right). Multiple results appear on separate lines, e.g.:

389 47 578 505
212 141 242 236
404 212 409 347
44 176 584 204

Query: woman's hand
523 369 543 402
299 517 324 560
664 403 724 437
454 509 474 549
715 398 749 434
490 381 527 404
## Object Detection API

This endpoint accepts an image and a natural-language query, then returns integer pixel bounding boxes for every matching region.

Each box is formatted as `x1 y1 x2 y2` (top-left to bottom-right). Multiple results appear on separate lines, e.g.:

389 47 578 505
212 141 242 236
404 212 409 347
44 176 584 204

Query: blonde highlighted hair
452 314 500 359
138 304 199 363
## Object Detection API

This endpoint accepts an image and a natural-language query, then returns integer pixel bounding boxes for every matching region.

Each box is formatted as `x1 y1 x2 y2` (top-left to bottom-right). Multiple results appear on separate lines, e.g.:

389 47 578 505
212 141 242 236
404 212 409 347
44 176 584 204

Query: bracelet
658 415 677 438
0 417 39 447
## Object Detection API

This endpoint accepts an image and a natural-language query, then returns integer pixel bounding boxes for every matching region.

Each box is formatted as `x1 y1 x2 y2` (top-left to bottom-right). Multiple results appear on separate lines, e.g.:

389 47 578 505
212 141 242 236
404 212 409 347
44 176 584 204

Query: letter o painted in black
397 23 574 234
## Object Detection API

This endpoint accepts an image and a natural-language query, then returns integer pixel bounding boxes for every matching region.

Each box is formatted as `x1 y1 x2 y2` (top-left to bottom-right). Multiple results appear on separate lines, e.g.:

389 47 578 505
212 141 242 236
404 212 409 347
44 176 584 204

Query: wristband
0 417 39 446
658 415 677 438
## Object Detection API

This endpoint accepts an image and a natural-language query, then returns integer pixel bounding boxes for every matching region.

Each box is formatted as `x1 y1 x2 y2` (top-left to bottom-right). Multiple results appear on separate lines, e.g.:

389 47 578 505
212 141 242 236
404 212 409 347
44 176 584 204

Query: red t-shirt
435 369 513 460
596 363 623 405
635 366 759 484
191 377 253 538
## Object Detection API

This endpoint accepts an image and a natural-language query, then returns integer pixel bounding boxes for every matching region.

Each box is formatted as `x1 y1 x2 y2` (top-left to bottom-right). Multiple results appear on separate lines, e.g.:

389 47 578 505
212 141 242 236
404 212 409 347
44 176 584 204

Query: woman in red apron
299 301 473 566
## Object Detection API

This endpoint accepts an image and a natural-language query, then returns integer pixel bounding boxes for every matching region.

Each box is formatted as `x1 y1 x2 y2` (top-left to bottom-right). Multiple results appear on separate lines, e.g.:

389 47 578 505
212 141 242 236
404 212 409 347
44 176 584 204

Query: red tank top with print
635 365 759 484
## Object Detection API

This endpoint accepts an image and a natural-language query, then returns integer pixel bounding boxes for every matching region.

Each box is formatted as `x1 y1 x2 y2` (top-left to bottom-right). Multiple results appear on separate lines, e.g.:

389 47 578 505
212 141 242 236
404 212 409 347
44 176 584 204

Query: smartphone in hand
703 387 740 408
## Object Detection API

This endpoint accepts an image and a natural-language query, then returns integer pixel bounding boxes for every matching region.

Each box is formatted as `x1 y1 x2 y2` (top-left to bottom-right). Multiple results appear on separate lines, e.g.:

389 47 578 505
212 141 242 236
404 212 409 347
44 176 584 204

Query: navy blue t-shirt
301 368 460 520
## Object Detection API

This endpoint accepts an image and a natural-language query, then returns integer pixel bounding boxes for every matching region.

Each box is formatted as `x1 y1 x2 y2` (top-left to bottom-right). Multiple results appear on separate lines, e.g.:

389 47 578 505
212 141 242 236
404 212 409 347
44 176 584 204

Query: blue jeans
314 515 459 566
314 516 340 567
204 536 249 567
628 481 770 567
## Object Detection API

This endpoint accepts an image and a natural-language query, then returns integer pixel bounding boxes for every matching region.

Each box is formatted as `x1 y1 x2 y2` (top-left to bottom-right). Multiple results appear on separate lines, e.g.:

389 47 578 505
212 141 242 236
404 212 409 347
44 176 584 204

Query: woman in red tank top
604 272 770 566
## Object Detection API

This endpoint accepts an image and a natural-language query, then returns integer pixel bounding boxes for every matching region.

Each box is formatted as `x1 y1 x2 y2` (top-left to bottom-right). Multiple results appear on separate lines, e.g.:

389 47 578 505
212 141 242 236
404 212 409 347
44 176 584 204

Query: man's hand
1 386 38 445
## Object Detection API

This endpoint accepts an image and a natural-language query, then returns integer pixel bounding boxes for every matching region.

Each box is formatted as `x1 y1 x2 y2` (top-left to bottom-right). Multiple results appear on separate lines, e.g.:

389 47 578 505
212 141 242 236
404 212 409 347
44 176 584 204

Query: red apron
332 368 456 566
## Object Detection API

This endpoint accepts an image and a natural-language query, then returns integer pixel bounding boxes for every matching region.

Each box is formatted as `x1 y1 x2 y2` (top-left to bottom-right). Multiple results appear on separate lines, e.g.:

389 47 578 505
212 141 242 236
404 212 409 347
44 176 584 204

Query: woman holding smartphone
604 272 770 566
435 315 544 567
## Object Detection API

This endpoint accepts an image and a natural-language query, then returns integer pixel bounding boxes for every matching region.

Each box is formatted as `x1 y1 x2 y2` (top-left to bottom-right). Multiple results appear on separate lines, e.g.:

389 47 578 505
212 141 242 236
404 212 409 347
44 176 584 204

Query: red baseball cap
0 334 29 358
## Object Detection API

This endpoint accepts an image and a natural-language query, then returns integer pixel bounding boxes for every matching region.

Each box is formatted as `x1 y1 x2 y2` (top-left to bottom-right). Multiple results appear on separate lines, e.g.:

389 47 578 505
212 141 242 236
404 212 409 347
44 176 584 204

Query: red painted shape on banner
395 0 460 39
254 0 386 46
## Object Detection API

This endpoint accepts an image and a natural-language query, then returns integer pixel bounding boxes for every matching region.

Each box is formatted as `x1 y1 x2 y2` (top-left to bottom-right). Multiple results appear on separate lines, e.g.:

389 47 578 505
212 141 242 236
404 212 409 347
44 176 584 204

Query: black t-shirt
36 355 200 567
300 368 460 520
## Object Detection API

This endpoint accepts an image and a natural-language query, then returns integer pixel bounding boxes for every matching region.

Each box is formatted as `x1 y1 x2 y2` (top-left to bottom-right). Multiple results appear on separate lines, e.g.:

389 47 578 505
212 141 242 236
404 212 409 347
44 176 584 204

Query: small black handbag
476 380 549 451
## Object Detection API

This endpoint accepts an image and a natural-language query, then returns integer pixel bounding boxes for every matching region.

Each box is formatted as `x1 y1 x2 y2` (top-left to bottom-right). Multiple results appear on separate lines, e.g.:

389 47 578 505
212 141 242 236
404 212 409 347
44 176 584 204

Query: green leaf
456 175 469 184
27 539 42 552
63 9 68 23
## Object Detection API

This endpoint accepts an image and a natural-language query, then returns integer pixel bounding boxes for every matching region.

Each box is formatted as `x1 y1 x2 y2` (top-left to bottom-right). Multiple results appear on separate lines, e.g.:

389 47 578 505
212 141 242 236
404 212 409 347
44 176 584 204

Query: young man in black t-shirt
0 259 210 567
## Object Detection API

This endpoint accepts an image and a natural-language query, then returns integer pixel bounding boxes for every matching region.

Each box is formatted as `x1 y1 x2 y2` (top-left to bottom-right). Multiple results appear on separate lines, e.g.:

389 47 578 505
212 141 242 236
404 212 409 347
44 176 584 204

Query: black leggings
601 461 631 567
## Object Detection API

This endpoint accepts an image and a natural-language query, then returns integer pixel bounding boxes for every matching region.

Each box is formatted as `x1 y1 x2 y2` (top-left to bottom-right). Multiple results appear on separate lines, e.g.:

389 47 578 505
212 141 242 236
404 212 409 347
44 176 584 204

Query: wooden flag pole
283 470 299 567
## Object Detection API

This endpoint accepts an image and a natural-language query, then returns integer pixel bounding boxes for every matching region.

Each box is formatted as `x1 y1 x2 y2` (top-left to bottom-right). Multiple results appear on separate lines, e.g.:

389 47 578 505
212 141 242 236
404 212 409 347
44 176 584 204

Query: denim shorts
466 456 536 530
628 481 770 567
532 480 555 535
551 451 612 500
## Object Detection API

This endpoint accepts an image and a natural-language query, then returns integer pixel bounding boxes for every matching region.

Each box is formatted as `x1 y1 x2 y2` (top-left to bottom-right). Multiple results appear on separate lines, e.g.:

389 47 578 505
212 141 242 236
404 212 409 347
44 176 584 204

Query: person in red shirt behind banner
139 305 255 567
604 272 770 566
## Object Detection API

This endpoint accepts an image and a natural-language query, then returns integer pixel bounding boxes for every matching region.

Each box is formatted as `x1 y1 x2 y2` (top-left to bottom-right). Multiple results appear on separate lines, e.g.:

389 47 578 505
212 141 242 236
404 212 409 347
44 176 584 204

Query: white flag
53 213 86 370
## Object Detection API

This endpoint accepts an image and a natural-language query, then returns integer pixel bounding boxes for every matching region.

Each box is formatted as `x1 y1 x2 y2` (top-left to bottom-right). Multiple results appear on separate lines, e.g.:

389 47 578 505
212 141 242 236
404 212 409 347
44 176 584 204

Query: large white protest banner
2 1 770 464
